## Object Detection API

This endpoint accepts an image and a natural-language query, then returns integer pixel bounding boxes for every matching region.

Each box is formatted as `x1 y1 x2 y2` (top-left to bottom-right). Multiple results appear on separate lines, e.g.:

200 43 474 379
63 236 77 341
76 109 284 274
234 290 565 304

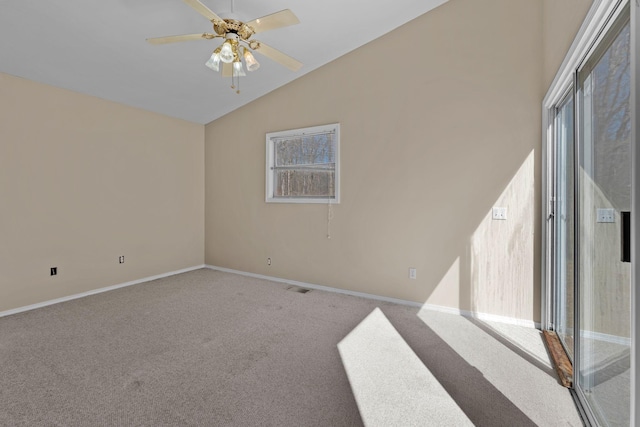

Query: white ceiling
0 0 448 124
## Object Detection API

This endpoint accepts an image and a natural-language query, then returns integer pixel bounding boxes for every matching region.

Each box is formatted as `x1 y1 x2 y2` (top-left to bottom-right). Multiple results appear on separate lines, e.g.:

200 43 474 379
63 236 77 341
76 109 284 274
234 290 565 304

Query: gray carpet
0 269 582 426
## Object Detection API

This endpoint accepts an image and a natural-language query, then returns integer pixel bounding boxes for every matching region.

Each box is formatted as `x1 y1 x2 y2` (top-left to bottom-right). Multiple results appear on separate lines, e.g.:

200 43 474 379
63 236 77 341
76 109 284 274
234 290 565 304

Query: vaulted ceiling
0 0 448 124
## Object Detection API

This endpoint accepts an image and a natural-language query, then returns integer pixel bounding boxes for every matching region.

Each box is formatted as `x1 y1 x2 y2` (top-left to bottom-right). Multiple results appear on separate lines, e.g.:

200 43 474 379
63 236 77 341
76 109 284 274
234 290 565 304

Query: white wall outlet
409 268 417 280
492 207 507 220
267 257 272 266
596 208 615 223
118 255 125 264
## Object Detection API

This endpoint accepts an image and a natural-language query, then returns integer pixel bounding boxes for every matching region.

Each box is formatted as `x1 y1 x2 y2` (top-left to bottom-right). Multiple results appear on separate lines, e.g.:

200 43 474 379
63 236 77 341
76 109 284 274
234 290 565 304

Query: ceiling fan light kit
146 0 302 94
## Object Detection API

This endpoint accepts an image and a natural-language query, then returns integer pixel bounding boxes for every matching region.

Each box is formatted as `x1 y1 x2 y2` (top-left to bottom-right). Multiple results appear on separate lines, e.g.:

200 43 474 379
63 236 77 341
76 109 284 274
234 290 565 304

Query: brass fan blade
221 62 233 77
183 0 224 23
246 9 300 34
146 33 213 44
252 42 302 71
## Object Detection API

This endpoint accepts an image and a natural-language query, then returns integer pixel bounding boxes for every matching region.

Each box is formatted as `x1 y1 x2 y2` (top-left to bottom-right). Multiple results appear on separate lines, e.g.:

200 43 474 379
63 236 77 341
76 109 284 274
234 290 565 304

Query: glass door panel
555 93 575 360
577 13 631 426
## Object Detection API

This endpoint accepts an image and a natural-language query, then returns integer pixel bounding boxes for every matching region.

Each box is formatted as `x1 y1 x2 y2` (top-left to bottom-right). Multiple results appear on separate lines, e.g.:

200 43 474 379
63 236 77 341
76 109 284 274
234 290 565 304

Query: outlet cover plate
492 207 507 220
596 208 615 223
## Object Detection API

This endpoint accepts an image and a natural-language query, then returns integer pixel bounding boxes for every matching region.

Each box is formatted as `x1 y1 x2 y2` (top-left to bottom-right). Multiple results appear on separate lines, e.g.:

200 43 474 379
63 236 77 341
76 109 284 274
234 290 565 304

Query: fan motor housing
214 19 255 40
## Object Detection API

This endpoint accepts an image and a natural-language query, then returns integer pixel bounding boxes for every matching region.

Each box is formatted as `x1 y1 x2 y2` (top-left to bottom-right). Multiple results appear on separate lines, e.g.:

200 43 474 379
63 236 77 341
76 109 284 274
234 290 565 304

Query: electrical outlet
596 208 615 223
50 267 57 276
492 207 507 220
409 268 417 280
267 257 271 266
118 255 125 264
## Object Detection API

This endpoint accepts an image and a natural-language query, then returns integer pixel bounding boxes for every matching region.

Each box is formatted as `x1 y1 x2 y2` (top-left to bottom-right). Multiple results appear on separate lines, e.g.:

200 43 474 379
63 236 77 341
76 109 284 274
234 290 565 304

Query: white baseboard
0 265 206 318
206 264 425 306
3 264 542 330
205 265 541 329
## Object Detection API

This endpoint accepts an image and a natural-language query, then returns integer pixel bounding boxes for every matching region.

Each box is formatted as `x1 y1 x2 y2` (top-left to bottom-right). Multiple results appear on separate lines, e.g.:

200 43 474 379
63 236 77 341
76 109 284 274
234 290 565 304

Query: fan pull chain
230 74 240 94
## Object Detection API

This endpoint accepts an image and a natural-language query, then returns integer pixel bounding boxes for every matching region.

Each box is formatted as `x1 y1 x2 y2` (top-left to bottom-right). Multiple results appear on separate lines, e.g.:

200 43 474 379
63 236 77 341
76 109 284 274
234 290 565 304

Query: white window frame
265 123 340 204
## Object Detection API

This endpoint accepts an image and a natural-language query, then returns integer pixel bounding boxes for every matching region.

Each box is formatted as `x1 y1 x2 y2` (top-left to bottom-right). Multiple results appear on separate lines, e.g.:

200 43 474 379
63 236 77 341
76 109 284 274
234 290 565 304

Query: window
266 123 340 203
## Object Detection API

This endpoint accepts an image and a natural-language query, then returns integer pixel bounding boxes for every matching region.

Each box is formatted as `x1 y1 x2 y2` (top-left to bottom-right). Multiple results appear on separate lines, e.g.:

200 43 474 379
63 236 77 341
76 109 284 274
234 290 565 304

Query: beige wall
542 0 593 88
0 73 204 312
205 0 545 322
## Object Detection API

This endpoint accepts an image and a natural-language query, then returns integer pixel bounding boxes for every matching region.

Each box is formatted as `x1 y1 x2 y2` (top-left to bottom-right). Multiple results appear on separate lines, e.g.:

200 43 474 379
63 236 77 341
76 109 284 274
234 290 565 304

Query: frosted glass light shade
205 52 220 71
220 41 234 63
243 50 260 72
233 60 246 77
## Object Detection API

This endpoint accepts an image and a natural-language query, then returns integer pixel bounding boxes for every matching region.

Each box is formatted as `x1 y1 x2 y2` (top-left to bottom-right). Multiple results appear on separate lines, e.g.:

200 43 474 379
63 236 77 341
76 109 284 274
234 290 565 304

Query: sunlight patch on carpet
337 308 472 426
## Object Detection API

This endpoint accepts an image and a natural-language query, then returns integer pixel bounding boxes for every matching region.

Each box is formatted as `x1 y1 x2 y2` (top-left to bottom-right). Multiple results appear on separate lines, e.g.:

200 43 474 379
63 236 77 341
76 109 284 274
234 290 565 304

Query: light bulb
205 52 220 72
219 41 234 63
233 60 246 77
243 49 260 72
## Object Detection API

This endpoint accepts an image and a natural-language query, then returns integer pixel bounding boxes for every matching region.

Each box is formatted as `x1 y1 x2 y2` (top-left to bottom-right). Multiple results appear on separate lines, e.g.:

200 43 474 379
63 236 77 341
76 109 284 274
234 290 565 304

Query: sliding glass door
575 10 632 425
548 3 633 425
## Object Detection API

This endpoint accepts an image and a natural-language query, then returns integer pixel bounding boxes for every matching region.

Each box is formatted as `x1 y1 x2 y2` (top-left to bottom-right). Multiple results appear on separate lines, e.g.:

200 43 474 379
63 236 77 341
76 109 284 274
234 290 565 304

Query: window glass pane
275 134 336 167
577 16 630 427
554 92 575 360
274 169 335 198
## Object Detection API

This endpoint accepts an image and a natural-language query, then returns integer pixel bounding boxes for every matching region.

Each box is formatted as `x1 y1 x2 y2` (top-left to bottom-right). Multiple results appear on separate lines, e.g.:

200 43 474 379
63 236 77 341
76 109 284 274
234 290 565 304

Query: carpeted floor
0 268 582 426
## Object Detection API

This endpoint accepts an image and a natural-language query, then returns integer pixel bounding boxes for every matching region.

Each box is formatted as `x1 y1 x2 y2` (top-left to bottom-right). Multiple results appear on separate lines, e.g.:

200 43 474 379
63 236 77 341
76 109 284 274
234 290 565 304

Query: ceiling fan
147 0 302 93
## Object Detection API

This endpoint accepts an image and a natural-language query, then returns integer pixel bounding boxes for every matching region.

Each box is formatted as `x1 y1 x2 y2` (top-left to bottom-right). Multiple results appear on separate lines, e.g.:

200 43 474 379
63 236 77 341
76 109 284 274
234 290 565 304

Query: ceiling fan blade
146 33 214 44
221 62 233 77
252 42 302 72
183 0 224 23
246 9 300 34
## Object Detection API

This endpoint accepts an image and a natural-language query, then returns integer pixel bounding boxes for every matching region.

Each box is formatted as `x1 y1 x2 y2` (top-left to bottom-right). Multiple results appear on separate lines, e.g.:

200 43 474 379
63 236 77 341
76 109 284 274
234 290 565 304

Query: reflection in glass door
576 11 631 426
554 93 575 360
